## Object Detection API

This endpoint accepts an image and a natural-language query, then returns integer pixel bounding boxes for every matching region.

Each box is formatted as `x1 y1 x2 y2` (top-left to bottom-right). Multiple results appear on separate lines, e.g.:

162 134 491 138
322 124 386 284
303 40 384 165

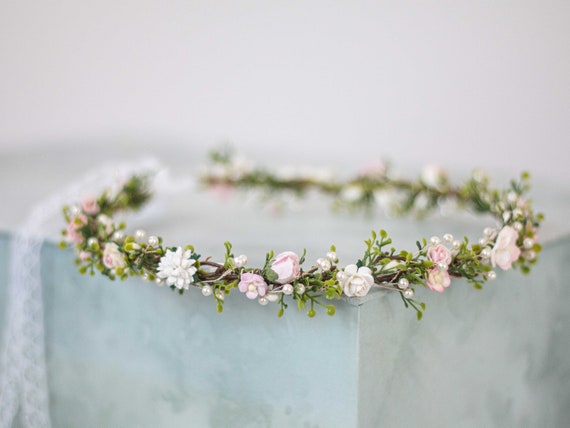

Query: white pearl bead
437 262 448 271
296 284 306 295
87 237 98 247
266 292 279 303
513 222 523 232
70 206 81 216
483 227 494 237
452 240 462 250
326 251 338 263
523 238 534 249
503 211 511 223
430 236 441 246
481 247 491 259
155 278 164 286
201 285 213 296
233 255 248 268
134 229 146 241
479 238 487 246
282 284 294 295
336 271 347 282
113 231 125 241
258 296 269 306
147 236 159 247
487 271 496 280
403 288 414 299
398 278 409 289
507 191 518 203
443 233 453 243
525 251 536 260
513 208 523 218
215 290 225 300
317 258 332 271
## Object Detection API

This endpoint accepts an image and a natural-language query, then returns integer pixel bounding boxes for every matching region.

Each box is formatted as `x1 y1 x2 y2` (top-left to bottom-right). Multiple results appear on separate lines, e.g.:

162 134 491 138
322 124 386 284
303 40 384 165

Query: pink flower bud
271 251 301 284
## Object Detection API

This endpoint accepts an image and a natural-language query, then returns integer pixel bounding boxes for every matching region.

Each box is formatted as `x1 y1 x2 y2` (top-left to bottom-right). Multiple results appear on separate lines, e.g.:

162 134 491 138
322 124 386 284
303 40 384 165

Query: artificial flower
426 268 450 292
491 226 521 270
157 247 197 290
337 264 374 297
271 251 300 284
65 214 87 244
81 196 99 215
238 272 268 300
427 244 452 266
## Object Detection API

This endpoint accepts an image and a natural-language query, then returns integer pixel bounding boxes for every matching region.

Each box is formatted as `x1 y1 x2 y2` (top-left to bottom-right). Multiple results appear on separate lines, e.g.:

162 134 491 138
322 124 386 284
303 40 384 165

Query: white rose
102 242 127 269
337 264 374 297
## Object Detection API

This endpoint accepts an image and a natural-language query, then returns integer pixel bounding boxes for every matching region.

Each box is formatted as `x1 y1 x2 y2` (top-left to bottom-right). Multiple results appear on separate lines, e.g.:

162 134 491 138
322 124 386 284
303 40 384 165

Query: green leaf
299 248 307 265
379 229 388 239
265 269 279 282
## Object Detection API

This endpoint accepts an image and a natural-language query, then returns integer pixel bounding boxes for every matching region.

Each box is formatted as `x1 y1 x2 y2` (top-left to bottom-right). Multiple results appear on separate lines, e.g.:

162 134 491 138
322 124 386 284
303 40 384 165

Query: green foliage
61 156 545 322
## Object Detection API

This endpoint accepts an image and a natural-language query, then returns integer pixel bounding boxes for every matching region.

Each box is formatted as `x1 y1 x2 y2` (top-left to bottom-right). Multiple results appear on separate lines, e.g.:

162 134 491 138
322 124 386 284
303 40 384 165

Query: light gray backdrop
0 0 568 181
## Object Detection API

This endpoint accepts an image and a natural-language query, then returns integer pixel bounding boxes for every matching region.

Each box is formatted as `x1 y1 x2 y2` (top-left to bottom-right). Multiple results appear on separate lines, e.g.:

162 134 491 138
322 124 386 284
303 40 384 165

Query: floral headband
60 150 543 320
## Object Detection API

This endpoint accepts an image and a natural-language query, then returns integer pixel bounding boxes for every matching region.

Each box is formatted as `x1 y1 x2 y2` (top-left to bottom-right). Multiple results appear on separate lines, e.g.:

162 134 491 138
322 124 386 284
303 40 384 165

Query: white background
0 0 568 180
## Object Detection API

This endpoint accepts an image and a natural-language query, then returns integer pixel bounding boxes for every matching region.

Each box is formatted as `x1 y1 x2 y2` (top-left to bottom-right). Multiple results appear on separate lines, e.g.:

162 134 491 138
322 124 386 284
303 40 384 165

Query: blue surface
1 233 569 427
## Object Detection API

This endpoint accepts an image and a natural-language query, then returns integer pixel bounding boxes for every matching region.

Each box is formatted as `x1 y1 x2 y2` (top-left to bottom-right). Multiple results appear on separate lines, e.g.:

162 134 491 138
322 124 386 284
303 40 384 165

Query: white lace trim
0 159 162 428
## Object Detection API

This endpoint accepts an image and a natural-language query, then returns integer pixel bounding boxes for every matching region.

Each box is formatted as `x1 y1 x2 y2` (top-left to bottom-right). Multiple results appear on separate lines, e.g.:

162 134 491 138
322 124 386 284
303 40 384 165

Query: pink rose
238 272 268 300
427 244 452 265
81 196 100 215
491 226 521 270
66 214 87 244
359 160 386 179
426 268 451 292
271 251 301 284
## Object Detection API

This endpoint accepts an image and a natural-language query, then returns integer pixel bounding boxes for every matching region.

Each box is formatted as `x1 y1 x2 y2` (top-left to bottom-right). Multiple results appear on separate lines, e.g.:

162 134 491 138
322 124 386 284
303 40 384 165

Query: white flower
337 264 374 297
341 185 364 202
157 247 197 290
421 164 447 188
102 243 127 270
491 226 521 270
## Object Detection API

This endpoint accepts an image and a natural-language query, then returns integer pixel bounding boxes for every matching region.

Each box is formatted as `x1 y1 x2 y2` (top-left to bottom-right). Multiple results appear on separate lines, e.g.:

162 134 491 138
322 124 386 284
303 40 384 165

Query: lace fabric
0 159 161 428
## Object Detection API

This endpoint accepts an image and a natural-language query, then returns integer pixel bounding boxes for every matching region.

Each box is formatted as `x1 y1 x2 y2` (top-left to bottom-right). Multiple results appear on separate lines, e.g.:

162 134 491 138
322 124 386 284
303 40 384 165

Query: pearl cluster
316 251 338 272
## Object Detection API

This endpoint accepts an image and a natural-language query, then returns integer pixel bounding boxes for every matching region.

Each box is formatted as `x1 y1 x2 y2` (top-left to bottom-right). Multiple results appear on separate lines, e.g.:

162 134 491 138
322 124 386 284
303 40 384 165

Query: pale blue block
1 233 569 427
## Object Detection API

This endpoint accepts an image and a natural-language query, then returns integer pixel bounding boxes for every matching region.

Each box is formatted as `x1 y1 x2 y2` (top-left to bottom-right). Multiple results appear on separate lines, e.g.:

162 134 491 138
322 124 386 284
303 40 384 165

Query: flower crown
60 150 543 320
